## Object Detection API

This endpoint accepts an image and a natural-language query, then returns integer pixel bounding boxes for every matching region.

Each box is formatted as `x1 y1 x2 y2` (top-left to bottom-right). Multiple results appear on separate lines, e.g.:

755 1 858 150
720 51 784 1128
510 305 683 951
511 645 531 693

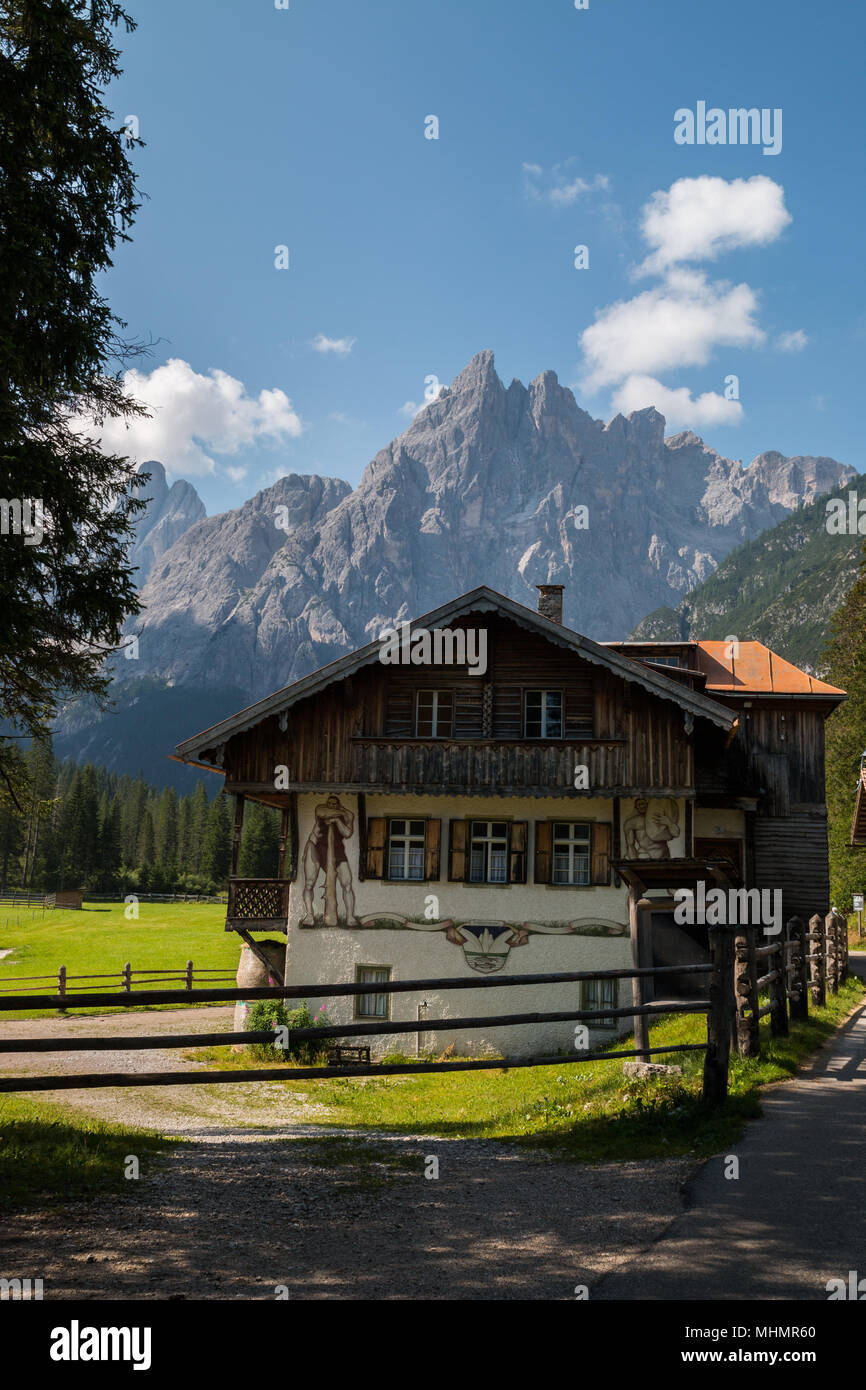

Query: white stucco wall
285 792 635 1058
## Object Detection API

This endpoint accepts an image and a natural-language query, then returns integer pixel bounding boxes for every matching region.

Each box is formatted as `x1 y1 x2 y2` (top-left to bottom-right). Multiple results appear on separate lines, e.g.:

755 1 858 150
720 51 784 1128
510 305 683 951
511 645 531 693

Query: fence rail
0 912 845 1102
0 961 238 996
0 952 729 1103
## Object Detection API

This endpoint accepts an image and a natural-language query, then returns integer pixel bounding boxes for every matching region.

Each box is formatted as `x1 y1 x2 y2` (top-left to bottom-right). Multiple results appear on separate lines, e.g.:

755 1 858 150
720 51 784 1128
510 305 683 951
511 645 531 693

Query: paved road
595 960 866 1300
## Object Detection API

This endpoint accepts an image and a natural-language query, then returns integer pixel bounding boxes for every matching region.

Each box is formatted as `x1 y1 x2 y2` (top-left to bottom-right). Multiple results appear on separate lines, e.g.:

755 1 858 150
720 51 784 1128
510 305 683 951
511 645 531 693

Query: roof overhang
174 585 737 766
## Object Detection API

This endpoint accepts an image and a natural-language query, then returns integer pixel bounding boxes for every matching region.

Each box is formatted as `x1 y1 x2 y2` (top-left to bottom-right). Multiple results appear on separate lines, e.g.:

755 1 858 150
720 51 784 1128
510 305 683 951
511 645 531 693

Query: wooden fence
0 933 739 1104
0 913 848 1100
0 962 238 997
733 911 849 1058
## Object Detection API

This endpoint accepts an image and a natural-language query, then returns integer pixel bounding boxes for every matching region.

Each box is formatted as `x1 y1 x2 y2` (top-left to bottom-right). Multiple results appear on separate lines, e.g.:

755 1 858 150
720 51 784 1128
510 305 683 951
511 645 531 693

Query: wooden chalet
173 584 845 1057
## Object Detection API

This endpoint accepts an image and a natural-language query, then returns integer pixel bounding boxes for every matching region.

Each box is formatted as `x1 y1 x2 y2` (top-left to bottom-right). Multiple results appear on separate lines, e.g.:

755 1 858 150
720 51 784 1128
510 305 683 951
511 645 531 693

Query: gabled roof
175 585 736 763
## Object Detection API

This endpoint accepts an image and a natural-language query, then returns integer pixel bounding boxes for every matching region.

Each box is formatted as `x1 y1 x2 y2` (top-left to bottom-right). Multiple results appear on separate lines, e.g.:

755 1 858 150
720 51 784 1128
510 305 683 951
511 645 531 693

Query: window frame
354 965 392 1020
523 688 564 739
550 820 592 887
415 688 455 739
386 817 427 882
468 819 510 885
581 976 618 1028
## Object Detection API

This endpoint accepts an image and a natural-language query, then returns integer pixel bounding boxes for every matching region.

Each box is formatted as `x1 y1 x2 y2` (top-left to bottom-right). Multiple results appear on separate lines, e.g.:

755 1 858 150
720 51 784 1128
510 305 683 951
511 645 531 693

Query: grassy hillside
630 472 866 671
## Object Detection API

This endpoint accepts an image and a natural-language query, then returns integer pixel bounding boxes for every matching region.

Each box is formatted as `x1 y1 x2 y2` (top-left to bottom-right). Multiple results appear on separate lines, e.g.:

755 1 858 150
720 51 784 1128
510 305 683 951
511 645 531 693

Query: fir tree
824 538 866 911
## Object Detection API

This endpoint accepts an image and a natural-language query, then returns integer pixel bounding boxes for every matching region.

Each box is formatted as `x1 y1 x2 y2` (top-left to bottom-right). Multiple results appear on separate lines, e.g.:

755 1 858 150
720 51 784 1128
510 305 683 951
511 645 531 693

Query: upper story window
552 822 591 886
388 818 426 880
524 689 563 739
469 821 509 883
416 689 454 738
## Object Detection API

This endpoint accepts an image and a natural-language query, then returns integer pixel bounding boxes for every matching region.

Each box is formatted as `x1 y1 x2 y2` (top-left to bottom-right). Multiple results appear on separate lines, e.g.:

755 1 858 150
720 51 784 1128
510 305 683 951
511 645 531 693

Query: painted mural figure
301 795 358 926
624 797 680 860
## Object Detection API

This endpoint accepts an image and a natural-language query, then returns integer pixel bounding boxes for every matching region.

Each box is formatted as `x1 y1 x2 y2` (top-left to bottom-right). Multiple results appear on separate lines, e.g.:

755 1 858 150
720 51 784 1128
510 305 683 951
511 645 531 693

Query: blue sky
102 0 866 514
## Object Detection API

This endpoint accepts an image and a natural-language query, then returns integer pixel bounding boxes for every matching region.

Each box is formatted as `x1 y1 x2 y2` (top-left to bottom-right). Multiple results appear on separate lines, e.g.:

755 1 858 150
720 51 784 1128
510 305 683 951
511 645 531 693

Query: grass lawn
192 976 865 1162
0 901 236 1019
0 1094 175 1211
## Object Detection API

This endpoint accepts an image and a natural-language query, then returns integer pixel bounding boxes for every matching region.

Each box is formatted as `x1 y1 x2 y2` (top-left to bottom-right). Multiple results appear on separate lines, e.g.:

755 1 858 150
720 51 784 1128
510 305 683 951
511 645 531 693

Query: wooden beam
0 1046 710 1094
357 792 367 882
230 794 245 877
236 928 284 987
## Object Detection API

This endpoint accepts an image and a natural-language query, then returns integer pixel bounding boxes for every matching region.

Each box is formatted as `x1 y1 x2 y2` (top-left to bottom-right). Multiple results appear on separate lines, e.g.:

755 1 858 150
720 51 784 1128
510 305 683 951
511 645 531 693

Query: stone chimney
536 584 564 624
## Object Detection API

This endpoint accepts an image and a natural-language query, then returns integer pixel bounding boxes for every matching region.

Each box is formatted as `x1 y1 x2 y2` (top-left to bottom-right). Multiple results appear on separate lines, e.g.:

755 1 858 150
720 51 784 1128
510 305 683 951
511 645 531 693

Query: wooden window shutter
534 821 552 884
448 819 469 882
591 822 612 885
365 817 387 879
509 821 528 884
425 819 441 881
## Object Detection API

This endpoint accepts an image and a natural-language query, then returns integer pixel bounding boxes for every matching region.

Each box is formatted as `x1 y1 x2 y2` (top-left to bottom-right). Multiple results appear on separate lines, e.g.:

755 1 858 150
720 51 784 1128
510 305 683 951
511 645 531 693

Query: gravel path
0 1007 693 1299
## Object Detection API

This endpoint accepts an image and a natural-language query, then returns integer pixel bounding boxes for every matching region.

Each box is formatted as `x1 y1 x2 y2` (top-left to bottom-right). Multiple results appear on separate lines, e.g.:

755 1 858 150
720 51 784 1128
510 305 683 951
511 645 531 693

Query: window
355 966 391 1019
388 819 426 880
524 689 563 738
582 977 617 1027
416 689 454 738
552 822 591 885
469 821 509 883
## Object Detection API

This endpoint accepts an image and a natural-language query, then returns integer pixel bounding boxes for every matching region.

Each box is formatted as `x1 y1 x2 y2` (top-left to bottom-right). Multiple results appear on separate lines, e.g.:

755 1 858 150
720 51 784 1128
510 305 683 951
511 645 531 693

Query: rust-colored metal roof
694 641 845 697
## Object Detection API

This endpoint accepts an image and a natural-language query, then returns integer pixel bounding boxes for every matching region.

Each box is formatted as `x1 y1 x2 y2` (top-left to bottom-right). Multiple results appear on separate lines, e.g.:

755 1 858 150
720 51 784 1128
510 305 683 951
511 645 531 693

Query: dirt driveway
0 1007 692 1300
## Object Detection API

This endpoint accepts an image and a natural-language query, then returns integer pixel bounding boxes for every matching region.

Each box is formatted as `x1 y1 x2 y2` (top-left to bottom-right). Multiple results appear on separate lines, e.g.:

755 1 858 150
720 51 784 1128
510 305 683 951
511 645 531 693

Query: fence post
734 926 760 1057
123 961 131 994
703 924 735 1107
787 917 808 1022
57 964 66 1013
825 912 838 995
809 913 826 1007
186 960 194 992
768 941 788 1037
838 914 849 985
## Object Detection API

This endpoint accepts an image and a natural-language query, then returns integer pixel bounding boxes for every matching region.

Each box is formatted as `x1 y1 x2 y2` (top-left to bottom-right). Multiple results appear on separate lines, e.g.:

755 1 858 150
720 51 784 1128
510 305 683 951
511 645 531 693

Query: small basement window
355 966 391 1019
582 977 617 1027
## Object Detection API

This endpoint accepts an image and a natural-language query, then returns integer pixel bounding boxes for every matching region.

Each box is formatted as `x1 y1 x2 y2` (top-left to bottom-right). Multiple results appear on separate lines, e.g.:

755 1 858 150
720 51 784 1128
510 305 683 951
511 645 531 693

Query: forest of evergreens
0 738 280 895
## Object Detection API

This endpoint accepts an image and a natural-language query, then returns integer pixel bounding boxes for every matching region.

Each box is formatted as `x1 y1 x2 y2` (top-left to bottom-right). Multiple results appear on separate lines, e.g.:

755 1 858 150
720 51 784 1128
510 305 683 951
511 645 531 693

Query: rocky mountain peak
113 352 854 705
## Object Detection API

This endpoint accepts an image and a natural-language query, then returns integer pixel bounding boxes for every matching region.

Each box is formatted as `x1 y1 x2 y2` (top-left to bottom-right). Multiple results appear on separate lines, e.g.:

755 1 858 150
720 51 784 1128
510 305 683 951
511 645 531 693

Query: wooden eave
174 585 736 768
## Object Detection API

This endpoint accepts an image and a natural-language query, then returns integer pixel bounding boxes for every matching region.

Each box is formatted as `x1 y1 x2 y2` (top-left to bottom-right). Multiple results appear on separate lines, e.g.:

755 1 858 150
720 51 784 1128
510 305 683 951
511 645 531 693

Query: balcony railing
348 737 626 793
226 877 290 932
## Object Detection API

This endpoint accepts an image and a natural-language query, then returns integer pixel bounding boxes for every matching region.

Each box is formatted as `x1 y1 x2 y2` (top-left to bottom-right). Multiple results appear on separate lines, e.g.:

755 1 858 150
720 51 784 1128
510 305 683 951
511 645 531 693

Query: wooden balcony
348 737 628 796
226 877 290 933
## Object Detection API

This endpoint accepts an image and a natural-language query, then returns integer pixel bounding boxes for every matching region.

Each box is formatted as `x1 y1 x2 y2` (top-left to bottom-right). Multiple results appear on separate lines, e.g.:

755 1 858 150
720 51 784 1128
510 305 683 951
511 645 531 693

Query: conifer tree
824 539 866 911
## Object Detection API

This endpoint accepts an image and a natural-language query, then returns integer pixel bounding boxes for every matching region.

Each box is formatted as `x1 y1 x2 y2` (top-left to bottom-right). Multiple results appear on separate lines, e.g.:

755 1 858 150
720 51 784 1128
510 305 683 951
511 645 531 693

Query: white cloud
580 269 764 392
398 400 420 418
225 465 248 483
523 160 609 207
311 334 356 355
73 358 304 476
637 175 791 275
776 328 809 352
611 374 744 427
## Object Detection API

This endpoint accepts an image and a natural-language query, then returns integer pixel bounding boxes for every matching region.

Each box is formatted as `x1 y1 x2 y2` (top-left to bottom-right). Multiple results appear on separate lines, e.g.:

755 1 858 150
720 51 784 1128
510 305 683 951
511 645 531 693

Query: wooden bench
326 1045 372 1066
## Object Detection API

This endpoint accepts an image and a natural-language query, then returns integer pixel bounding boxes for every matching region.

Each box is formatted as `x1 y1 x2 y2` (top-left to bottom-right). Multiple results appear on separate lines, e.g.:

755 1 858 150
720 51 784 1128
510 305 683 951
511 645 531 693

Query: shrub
245 998 334 1064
